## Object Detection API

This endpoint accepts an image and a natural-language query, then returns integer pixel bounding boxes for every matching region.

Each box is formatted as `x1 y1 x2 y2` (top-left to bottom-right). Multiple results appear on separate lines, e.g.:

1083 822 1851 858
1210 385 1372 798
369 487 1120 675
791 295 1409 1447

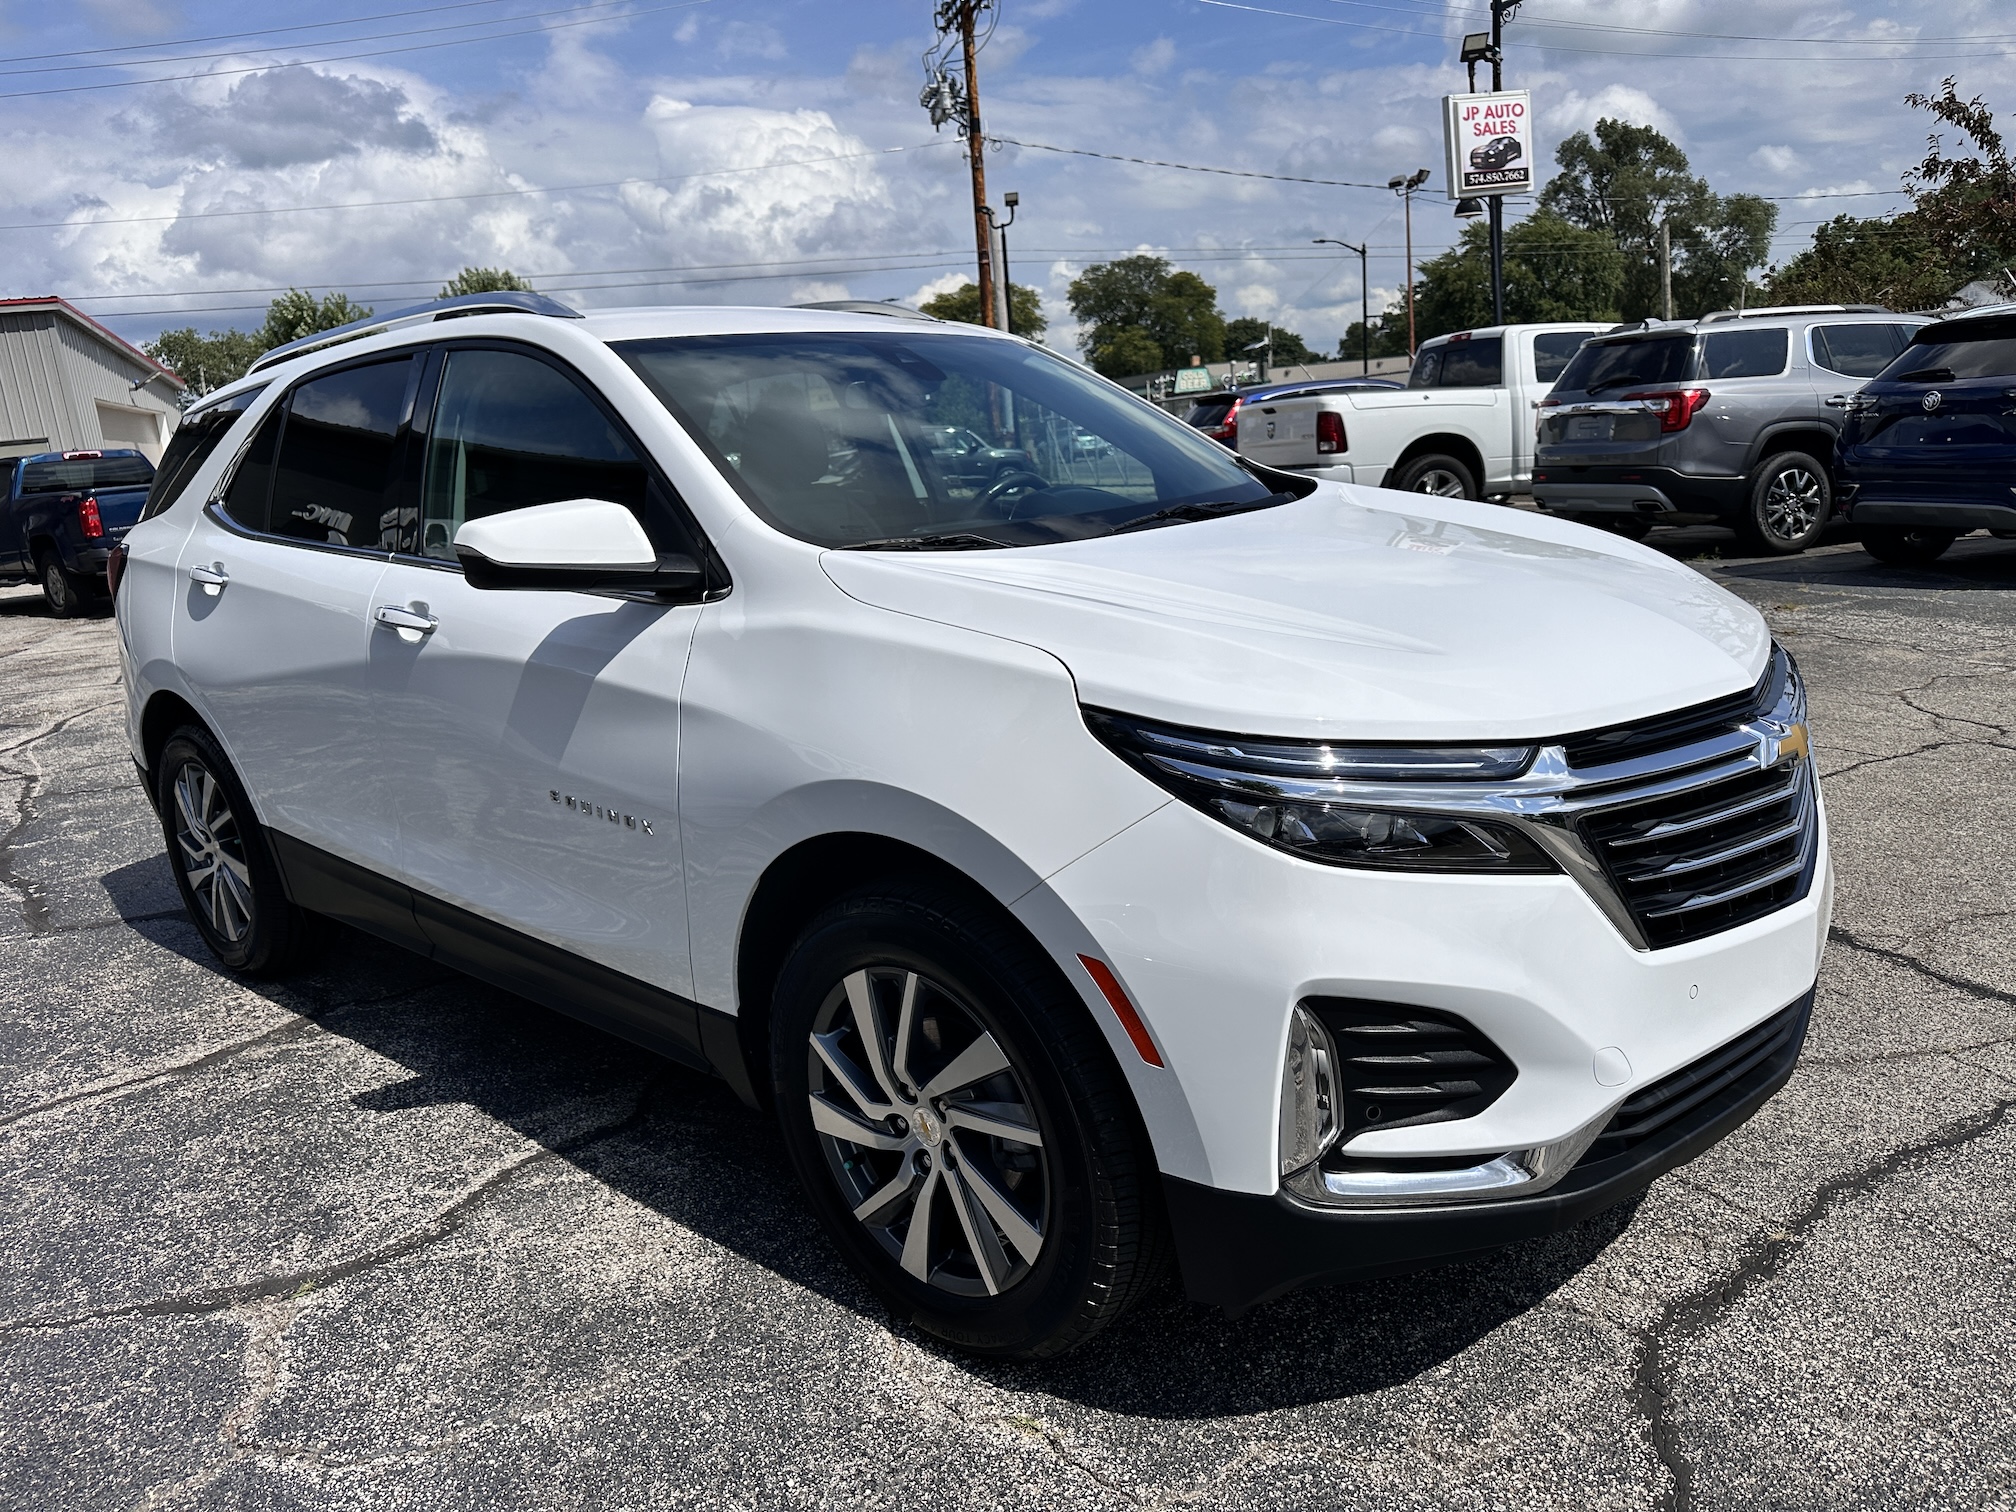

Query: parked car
1533 306 1928 553
1469 137 1522 172
1184 377 1402 446
1836 305 2016 564
923 425 1031 492
0 448 155 615
117 292 1828 1358
1234 323 1610 496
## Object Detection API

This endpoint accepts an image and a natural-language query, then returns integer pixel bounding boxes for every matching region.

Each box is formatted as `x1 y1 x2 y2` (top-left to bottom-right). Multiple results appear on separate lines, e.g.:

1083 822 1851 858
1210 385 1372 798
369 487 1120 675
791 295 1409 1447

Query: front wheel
1860 525 1959 565
771 880 1163 1358
1735 452 1831 555
156 726 323 975
1392 453 1479 499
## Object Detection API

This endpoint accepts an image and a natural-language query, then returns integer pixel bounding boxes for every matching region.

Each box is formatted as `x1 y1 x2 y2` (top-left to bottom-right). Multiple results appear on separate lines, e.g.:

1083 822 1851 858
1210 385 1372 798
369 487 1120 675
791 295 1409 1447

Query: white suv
115 293 1830 1357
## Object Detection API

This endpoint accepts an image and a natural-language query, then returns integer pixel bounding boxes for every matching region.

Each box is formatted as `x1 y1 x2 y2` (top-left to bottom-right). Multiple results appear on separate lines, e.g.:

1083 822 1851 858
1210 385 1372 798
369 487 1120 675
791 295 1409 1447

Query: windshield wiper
833 532 1010 551
1108 496 1285 535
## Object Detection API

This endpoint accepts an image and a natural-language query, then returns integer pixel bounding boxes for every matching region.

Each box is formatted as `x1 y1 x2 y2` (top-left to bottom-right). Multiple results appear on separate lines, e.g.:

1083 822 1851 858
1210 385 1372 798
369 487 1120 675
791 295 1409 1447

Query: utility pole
956 2 996 327
1660 221 1673 320
1389 169 1430 355
1314 238 1369 374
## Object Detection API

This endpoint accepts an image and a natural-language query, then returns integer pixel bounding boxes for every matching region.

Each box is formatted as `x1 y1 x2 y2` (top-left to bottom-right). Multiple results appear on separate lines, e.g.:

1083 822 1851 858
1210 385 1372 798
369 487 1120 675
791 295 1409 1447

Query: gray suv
1532 306 1927 554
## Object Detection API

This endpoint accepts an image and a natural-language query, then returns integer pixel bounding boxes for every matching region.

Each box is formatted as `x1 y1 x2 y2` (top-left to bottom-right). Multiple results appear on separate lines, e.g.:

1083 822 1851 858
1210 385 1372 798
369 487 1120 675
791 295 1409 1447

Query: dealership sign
1442 90 1533 198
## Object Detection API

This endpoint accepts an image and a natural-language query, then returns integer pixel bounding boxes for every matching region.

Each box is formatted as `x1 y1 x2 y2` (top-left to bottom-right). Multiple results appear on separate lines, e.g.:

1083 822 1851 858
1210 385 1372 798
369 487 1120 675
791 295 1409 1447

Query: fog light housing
1279 1004 1341 1176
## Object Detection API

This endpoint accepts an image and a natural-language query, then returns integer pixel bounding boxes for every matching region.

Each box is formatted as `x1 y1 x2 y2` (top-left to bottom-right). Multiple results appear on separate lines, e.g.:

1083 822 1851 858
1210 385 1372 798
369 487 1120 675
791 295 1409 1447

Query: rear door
1698 325 1806 477
364 343 710 999
171 355 416 882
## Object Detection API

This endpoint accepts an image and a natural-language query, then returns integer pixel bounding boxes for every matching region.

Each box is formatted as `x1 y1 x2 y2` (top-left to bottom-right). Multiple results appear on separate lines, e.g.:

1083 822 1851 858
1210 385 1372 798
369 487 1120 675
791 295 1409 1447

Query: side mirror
452 498 702 594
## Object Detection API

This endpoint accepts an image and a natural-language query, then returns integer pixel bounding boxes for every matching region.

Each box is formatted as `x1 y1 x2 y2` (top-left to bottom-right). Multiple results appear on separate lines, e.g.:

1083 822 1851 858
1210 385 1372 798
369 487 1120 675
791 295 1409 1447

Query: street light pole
1314 237 1369 375
1486 0 1518 326
985 191 1019 334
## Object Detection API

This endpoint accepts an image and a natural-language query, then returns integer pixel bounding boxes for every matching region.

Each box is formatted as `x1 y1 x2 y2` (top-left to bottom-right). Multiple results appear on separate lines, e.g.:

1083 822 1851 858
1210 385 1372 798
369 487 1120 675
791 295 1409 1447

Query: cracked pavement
3 529 2015 1511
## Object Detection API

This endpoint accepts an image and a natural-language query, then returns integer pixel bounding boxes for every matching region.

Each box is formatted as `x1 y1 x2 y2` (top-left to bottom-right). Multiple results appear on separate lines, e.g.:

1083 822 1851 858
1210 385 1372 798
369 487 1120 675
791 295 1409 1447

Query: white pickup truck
1237 322 1609 498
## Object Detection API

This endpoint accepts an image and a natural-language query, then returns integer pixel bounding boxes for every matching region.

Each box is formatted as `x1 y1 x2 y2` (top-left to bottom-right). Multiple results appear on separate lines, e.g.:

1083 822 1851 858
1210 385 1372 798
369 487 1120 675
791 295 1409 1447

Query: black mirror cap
454 545 705 597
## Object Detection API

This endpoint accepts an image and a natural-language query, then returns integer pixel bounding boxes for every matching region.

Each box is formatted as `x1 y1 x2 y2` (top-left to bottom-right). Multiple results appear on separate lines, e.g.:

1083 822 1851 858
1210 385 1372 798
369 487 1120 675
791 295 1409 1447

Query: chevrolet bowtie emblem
1764 722 1810 764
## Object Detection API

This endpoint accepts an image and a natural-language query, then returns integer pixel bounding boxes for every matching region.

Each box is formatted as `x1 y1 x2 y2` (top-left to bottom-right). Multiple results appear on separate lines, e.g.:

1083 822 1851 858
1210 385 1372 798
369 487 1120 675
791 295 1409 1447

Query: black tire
1392 453 1479 500
1734 452 1831 555
771 878 1164 1358
37 551 87 619
155 726 323 975
1860 525 1959 566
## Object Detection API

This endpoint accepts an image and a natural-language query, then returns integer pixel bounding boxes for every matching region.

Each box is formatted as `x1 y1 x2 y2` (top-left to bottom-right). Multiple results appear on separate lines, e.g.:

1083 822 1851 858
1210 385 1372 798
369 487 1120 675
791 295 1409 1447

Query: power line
0 0 649 80
0 141 955 233
1307 0 2016 48
0 0 528 65
0 0 712 100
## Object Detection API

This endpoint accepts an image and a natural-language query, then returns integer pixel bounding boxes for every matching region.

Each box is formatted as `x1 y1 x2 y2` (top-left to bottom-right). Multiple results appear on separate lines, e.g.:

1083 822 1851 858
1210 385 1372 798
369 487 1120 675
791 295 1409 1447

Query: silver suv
1532 306 1927 554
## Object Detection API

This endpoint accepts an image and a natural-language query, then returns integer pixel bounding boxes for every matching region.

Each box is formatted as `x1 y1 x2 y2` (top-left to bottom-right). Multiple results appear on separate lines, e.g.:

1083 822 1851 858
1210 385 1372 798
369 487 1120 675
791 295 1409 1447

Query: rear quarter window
1810 324 1903 379
1700 328 1788 380
140 389 264 521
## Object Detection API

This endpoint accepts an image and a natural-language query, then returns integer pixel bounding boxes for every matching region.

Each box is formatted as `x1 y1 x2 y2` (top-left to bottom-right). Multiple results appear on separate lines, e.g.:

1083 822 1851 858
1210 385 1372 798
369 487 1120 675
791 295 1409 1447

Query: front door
366 344 707 999
171 356 418 878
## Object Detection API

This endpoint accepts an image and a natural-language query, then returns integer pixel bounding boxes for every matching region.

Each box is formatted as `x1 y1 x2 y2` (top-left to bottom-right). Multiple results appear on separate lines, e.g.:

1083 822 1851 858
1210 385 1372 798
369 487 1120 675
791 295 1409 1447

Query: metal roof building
0 297 185 464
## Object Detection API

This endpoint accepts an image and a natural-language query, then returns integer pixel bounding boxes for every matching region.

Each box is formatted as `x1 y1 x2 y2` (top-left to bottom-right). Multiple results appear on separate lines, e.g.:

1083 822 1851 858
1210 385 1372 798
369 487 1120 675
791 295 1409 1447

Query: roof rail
1698 303 1891 323
246 291 582 375
792 299 938 321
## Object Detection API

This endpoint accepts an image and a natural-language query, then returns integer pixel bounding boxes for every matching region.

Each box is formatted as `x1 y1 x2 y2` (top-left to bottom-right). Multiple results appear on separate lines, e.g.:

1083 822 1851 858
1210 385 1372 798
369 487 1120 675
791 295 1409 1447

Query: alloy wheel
1412 468 1467 497
806 966 1049 1297
171 760 255 943
1762 465 1825 543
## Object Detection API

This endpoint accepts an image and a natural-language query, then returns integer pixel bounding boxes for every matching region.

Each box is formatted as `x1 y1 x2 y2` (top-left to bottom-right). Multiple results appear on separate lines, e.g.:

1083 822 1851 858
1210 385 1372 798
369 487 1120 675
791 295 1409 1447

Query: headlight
1084 710 1558 873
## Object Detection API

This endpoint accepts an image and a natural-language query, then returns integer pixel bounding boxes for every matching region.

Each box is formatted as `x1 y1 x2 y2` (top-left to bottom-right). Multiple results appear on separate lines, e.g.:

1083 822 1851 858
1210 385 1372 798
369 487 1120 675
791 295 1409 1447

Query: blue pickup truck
0 449 156 616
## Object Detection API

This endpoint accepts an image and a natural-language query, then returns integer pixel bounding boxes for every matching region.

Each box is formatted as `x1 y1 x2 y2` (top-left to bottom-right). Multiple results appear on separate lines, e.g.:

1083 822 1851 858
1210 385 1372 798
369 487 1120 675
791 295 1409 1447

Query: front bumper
1166 987 1811 1313
1533 466 1746 517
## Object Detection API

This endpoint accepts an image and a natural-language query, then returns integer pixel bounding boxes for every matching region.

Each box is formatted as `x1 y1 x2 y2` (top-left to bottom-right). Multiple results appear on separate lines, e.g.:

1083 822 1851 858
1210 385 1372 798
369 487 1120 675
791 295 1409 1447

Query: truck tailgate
92 485 151 536
1236 397 1326 469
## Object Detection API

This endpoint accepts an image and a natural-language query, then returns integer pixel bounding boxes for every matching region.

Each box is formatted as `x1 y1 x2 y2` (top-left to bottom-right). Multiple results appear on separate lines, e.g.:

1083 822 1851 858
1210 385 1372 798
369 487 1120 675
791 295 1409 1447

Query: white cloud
907 271 971 307
1751 145 1804 176
1132 38 1177 77
1543 86 1681 142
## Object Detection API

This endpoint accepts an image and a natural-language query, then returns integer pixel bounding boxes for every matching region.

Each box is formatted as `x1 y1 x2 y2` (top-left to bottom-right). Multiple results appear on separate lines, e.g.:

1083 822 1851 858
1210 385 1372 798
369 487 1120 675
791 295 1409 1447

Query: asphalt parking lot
3 526 2015 1511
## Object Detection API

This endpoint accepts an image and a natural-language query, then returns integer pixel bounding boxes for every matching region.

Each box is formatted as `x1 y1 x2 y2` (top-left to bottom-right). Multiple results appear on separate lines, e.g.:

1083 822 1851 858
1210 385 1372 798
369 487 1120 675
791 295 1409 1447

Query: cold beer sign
1442 90 1533 197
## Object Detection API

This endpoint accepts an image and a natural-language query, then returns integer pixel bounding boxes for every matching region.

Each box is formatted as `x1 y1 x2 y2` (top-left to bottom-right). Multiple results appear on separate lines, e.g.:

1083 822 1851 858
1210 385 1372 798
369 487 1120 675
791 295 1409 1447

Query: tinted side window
1811 324 1901 379
218 407 283 533
141 390 262 521
1406 347 1442 388
1701 328 1788 380
419 349 649 561
269 358 414 550
1533 331 1593 383
1438 337 1503 387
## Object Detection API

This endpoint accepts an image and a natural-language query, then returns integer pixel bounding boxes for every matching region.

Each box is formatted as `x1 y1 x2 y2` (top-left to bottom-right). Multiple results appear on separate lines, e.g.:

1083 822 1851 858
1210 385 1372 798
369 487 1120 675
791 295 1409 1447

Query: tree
1066 255 1226 376
439 266 535 297
1223 317 1320 372
1410 211 1624 337
1902 76 2016 287
143 328 265 395
919 281 1048 338
260 289 374 349
1539 119 1777 319
1764 214 1950 310
1338 311 1411 363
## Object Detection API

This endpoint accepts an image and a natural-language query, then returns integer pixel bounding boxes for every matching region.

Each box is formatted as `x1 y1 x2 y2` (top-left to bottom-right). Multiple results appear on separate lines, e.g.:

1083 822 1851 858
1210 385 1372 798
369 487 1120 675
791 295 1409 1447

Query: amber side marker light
1077 955 1164 1067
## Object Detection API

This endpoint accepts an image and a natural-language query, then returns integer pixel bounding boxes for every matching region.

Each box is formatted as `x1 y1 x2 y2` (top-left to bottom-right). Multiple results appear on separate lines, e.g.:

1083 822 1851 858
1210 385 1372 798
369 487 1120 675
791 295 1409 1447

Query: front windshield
617 331 1283 548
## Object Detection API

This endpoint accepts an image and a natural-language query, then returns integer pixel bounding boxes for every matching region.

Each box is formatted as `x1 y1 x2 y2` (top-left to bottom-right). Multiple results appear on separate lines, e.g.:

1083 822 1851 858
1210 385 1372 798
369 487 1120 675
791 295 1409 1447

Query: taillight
1621 388 1712 433
106 541 128 599
1316 411 1347 454
77 495 104 538
1206 399 1242 445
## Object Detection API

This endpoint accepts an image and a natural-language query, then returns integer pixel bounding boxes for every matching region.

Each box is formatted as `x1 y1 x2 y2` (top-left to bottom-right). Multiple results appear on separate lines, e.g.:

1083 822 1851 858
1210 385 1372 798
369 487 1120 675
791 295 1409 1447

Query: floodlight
1387 175 1407 190
1459 32 1493 63
1408 168 1432 189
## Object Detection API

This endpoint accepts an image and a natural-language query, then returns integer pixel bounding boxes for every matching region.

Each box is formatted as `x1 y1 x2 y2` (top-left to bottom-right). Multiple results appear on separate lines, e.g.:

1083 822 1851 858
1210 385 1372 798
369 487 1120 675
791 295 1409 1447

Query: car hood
819 486 1769 740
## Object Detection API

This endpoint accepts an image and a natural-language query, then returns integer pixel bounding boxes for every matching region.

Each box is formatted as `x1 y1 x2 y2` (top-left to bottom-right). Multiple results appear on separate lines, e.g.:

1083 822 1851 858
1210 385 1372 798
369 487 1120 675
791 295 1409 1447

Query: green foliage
142 328 265 395
260 289 375 350
1338 311 1412 362
1538 119 1777 319
918 281 1049 337
1223 317 1320 370
1067 255 1226 376
438 266 535 297
1764 214 1950 310
1902 76 2016 287
1409 212 1624 338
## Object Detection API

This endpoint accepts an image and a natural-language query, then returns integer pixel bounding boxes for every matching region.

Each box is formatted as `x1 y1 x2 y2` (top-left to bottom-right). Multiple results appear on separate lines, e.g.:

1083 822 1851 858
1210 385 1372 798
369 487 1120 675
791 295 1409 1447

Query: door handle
1824 394 1851 408
188 562 228 596
374 604 438 641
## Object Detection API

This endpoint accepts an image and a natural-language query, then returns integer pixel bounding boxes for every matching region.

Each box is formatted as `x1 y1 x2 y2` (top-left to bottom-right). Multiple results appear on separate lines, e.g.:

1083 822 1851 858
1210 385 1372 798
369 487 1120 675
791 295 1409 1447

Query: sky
0 0 2008 362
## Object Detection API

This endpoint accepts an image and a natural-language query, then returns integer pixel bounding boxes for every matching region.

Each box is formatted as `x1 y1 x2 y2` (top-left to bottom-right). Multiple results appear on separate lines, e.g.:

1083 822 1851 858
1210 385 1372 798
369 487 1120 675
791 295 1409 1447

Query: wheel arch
139 689 207 795
1381 433 1488 495
1744 426 1838 477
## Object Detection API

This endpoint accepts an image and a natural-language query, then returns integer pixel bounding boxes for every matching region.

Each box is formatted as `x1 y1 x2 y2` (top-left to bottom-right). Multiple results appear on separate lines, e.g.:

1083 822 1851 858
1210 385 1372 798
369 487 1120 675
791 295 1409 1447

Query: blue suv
1838 307 2016 563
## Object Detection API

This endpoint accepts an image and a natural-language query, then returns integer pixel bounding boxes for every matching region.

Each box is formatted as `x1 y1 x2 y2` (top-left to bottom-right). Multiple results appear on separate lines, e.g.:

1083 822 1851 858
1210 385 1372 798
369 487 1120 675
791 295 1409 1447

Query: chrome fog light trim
1282 1106 1613 1208
1278 1004 1341 1177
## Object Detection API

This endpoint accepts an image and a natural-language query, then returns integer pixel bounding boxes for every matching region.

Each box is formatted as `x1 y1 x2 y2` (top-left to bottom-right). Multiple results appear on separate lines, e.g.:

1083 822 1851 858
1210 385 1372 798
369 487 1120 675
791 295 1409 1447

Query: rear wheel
1392 453 1478 500
1860 526 1959 565
37 551 87 618
1735 452 1830 555
771 879 1163 1358
156 726 323 975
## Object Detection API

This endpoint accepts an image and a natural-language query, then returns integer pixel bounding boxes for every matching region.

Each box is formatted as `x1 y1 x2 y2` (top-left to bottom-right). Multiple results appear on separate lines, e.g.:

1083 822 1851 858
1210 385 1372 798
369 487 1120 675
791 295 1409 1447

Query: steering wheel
979 469 1051 520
